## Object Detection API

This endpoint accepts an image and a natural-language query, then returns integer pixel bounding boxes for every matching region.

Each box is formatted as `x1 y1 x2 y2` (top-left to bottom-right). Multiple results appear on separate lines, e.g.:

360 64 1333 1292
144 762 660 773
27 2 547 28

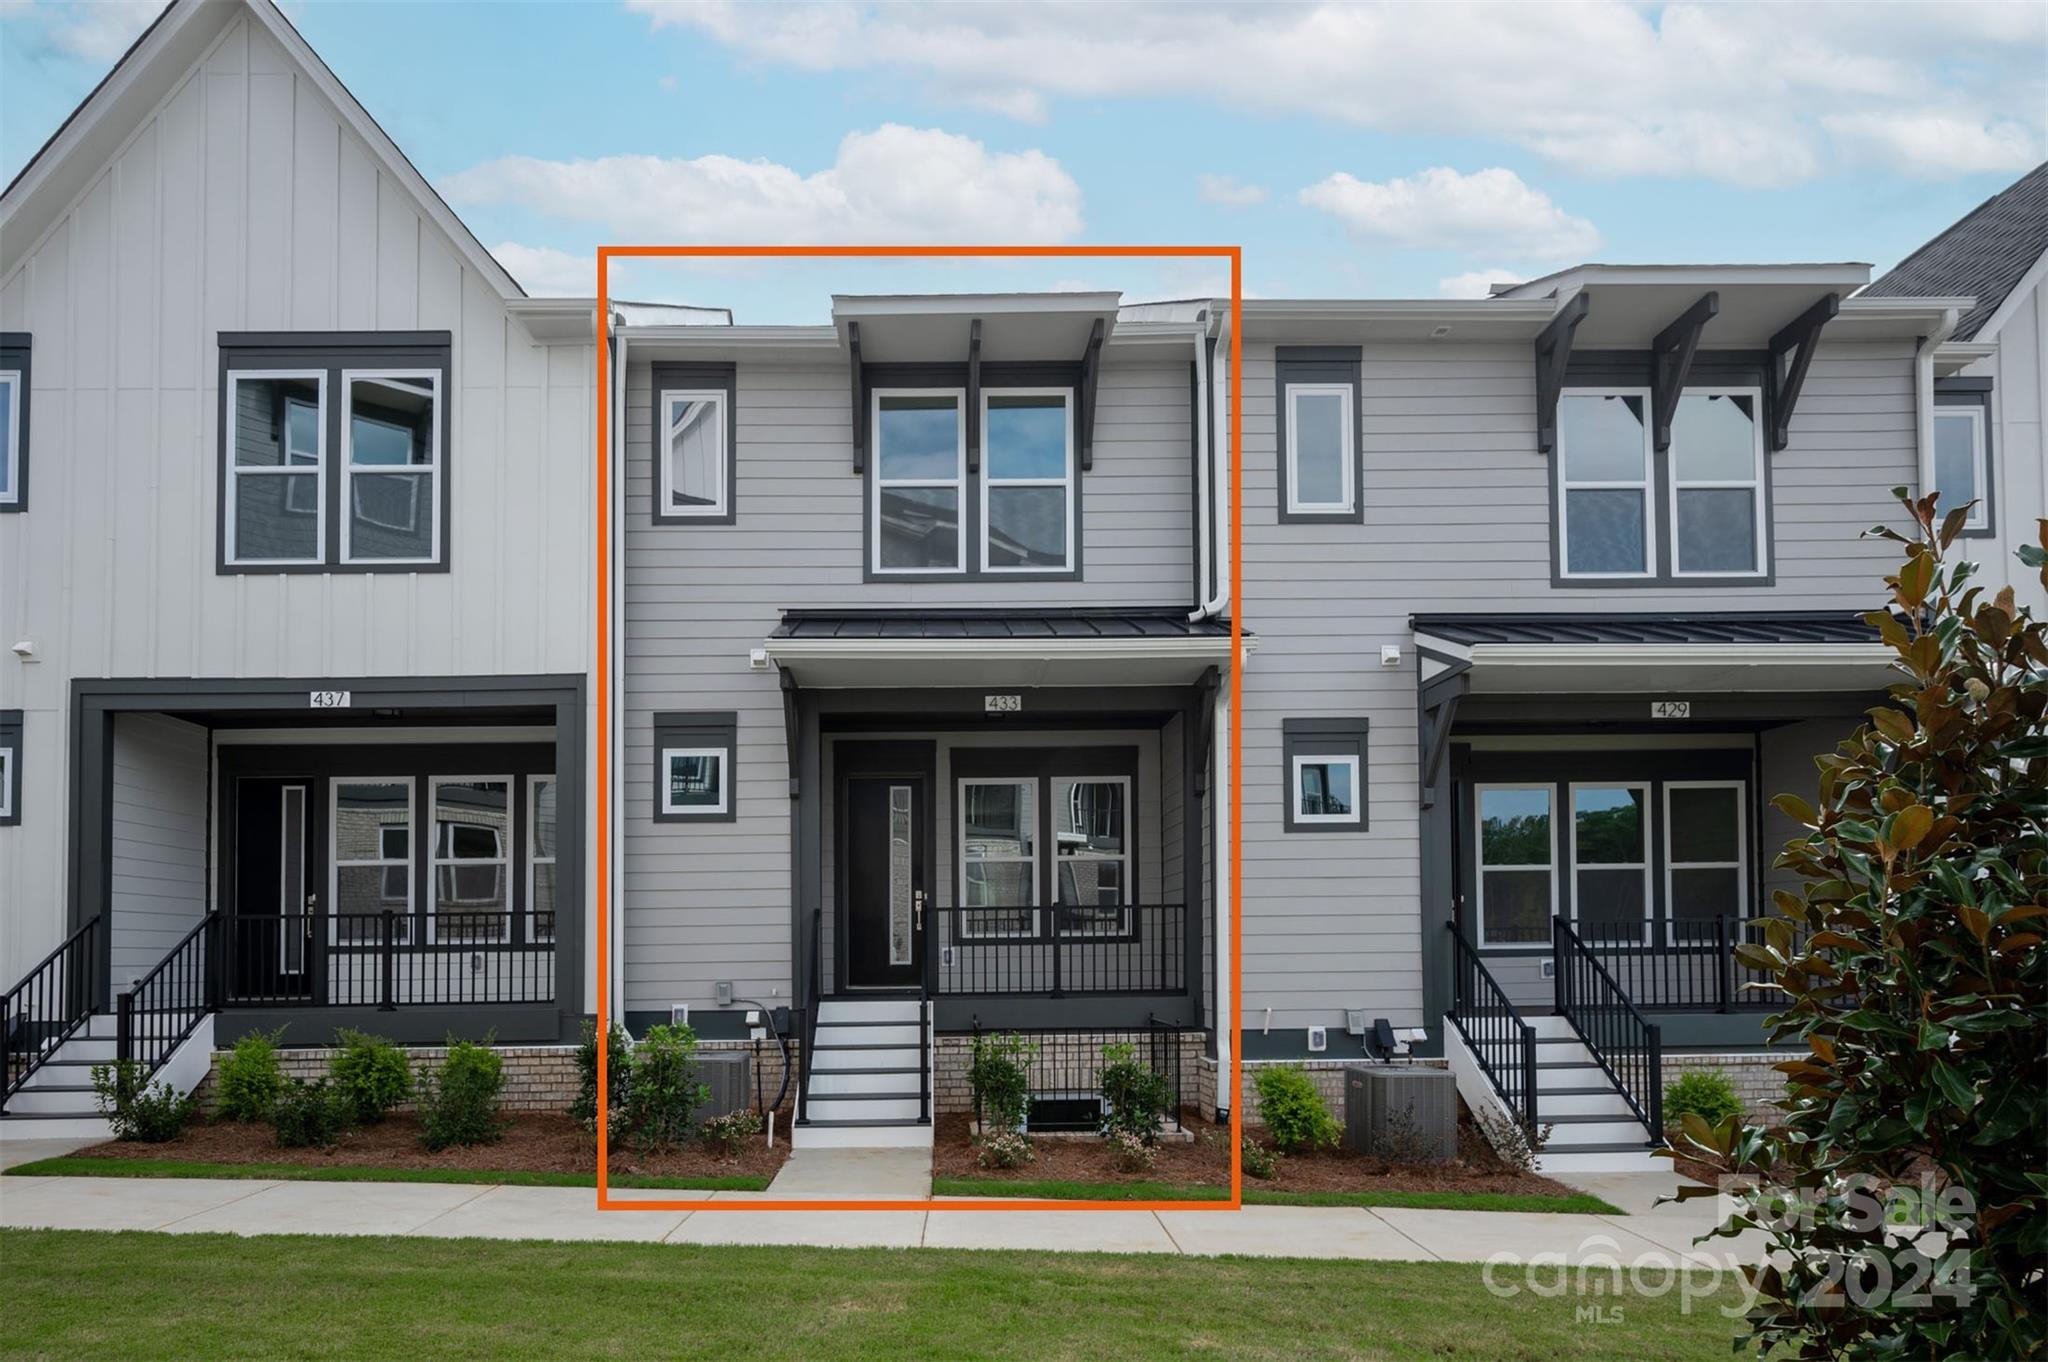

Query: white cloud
1301 167 1600 260
1197 174 1267 207
1822 113 2044 179
489 242 595 297
440 124 1082 244
626 1 2045 187
1437 268 1525 300
12 0 159 64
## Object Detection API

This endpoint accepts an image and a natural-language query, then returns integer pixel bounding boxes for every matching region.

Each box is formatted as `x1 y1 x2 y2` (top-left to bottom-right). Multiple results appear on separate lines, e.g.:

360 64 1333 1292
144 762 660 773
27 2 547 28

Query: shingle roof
1863 163 2048 341
1409 612 1884 647
772 607 1234 641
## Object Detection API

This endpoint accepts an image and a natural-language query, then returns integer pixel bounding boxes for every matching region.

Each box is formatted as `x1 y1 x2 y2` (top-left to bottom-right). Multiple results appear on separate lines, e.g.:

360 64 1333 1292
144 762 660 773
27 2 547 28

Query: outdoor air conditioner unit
1344 1065 1457 1162
695 1052 752 1120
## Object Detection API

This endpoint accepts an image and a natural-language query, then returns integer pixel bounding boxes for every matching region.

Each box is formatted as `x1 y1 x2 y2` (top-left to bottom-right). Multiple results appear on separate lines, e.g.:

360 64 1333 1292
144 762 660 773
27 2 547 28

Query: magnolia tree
1671 491 2047 1360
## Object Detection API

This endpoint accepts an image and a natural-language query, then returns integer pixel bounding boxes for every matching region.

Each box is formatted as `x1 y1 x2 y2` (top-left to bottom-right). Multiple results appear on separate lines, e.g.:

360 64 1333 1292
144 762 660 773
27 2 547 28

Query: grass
0 1228 1755 1361
933 1175 1625 1215
2 1156 769 1192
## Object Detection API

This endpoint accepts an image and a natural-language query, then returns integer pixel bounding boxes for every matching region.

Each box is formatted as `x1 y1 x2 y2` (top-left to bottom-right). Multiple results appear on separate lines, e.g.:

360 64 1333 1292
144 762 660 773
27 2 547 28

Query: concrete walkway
0 1171 1765 1268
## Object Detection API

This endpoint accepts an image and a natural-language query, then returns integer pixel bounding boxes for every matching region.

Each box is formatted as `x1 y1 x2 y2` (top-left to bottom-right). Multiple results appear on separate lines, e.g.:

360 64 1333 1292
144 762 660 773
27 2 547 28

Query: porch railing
1553 915 1662 1137
935 903 1186 997
2 915 100 1106
1573 915 1801 1013
226 913 553 1007
795 905 822 1127
1445 924 1539 1136
116 913 219 1085
969 1014 1189 1134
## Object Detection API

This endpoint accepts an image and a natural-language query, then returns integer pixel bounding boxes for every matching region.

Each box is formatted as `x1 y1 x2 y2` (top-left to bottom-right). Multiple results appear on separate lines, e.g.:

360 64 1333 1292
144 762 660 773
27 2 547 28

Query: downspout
1189 315 1212 617
609 325 628 1027
1190 307 1231 623
1914 307 1961 501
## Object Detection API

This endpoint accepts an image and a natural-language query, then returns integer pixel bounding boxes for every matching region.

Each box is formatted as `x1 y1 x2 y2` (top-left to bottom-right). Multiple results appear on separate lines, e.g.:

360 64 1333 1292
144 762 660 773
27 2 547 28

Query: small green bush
968 1031 1035 1132
570 1019 633 1138
1663 1069 1742 1129
415 1036 506 1151
273 1077 351 1149
1253 1065 1339 1153
622 1023 710 1153
1098 1041 1173 1145
1240 1135 1279 1180
975 1129 1033 1170
90 1060 196 1143
328 1030 411 1125
214 1027 288 1122
699 1108 763 1156
1107 1129 1156 1173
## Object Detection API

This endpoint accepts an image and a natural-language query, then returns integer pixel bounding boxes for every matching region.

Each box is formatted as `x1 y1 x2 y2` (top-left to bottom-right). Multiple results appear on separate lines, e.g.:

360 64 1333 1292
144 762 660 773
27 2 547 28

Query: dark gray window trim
861 360 1086 584
650 361 738 527
1548 351 1777 590
0 334 29 513
1276 345 1363 526
0 708 21 825
653 710 738 823
216 331 454 576
1934 379 1996 540
949 744 1143 942
1281 717 1369 833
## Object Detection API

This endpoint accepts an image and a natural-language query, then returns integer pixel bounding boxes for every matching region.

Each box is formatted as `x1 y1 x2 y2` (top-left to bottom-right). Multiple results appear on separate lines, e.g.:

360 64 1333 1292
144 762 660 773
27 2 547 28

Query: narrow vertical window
887 784 914 966
1933 405 1989 533
873 390 965 573
959 778 1036 938
1476 784 1554 946
0 369 20 510
1054 775 1129 933
1665 782 1746 944
343 371 441 564
1571 784 1649 944
981 390 1073 572
660 390 728 519
331 778 413 944
0 714 18 825
1557 392 1652 577
430 777 511 945
1671 390 1765 576
1284 382 1356 515
528 774 557 945
226 372 326 565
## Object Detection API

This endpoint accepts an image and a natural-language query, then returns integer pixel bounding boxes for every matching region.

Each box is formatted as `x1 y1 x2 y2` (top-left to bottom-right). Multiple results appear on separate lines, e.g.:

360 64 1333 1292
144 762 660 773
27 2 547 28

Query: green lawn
3 1156 769 1192
0 1228 1753 1361
932 1175 1624 1215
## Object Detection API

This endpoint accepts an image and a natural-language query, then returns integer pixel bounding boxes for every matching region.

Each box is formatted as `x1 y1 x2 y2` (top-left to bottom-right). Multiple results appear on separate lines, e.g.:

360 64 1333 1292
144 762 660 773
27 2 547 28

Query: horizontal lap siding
621 354 1194 1014
1238 338 1920 1033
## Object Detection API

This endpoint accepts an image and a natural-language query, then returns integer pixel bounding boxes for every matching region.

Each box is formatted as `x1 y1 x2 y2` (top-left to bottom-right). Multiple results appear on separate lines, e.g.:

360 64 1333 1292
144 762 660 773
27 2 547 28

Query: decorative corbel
1651 292 1719 452
1078 317 1104 471
1767 294 1839 452
848 321 865 473
1534 292 1589 455
966 319 982 472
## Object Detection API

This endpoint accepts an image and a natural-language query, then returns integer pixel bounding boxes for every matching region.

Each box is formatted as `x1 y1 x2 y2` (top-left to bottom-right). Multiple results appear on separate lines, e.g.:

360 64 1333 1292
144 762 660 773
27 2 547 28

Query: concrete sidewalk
0 1171 1765 1267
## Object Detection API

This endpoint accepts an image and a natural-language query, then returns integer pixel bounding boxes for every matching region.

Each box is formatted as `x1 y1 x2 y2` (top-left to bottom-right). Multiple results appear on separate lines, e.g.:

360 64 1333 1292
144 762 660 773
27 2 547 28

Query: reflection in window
529 775 557 944
1478 785 1553 945
1054 776 1129 933
1558 393 1650 576
332 779 412 944
1933 407 1988 532
1294 756 1360 823
960 779 1036 937
1672 391 1763 575
984 392 1072 571
227 373 326 563
875 392 964 571
345 372 439 563
1666 783 1745 941
662 390 727 517
662 749 727 816
1572 784 1648 944
431 778 510 944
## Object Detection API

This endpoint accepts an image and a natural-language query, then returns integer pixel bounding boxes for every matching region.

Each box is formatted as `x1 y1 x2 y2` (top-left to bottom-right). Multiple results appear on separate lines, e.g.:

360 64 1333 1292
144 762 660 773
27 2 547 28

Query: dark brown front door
844 776 925 989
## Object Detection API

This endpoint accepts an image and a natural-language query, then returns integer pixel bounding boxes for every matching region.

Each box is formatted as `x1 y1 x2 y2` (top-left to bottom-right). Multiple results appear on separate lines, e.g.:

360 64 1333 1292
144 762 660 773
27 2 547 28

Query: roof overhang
830 292 1120 363
765 635 1243 689
1506 267 1873 349
1834 296 1980 341
1239 298 1557 344
506 298 602 344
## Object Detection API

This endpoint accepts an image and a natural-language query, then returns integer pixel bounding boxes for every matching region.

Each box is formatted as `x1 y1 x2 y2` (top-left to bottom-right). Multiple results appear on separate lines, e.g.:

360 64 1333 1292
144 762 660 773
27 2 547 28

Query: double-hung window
1670 390 1765 577
1665 781 1747 944
219 333 451 572
430 777 512 945
1053 775 1129 934
1932 385 1993 536
981 390 1074 572
0 334 28 512
960 778 1037 938
1570 783 1650 944
1475 784 1555 947
873 390 966 573
1557 391 1654 578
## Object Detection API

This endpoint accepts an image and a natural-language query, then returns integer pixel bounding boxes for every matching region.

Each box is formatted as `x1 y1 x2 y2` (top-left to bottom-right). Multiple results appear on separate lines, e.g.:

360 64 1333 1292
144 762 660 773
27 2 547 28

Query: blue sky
3 1 2043 322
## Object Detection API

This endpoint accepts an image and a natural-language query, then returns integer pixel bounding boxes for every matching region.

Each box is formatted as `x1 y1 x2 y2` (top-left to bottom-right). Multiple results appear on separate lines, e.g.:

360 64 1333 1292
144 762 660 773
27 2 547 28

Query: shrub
1253 1065 1339 1153
214 1026 288 1123
415 1036 506 1151
1663 1070 1742 1130
622 1022 710 1154
328 1030 410 1125
1107 1129 1156 1174
90 1060 195 1143
1240 1135 1278 1180
273 1077 351 1149
699 1108 763 1157
1097 1041 1173 1145
1671 494 2048 1360
570 1019 633 1140
967 1031 1035 1133
975 1129 1033 1170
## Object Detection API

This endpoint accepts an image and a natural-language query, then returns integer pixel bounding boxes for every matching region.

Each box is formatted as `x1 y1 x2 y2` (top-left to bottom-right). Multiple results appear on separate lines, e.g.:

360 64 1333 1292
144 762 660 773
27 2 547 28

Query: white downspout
609 327 628 1028
1189 316 1212 617
1914 307 1961 502
1213 672 1233 1118
1190 307 1231 622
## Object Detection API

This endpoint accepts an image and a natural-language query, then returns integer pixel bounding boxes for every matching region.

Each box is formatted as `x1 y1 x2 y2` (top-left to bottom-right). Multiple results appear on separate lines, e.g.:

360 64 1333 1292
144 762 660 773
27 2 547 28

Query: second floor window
0 334 28 512
1932 385 1992 536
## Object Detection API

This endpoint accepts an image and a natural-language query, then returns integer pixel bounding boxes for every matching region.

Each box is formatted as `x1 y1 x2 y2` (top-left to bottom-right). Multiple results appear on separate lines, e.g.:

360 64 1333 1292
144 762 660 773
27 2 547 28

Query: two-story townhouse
1 0 601 1135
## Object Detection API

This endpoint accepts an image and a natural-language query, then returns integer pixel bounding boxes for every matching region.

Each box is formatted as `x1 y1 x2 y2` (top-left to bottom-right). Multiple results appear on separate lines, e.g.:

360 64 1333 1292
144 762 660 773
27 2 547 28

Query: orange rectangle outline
594 243 1243 1212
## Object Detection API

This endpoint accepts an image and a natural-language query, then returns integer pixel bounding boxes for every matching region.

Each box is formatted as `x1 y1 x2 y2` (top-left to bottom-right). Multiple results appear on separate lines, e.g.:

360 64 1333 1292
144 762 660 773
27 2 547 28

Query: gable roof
1863 163 2048 341
1 0 523 298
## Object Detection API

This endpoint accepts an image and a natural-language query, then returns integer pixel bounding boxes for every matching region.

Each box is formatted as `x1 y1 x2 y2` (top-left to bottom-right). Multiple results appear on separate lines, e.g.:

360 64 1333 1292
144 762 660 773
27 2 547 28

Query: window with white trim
660 389 728 519
227 371 327 565
959 777 1037 938
0 352 24 512
331 778 413 944
1285 382 1356 515
981 389 1074 572
873 389 965 573
1570 783 1649 944
1933 404 1989 534
1281 717 1369 833
1054 775 1129 934
343 371 441 564
1670 389 1765 576
1665 781 1746 944
0 710 19 825
1293 756 1360 824
430 777 511 945
1557 390 1653 578
653 712 736 823
1476 783 1555 947
528 775 558 945
662 749 728 817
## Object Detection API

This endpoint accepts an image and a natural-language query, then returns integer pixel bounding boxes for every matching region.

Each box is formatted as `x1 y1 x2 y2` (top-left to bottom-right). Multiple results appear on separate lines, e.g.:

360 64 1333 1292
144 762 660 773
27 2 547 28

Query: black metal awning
1409 611 1882 647
773 607 1236 642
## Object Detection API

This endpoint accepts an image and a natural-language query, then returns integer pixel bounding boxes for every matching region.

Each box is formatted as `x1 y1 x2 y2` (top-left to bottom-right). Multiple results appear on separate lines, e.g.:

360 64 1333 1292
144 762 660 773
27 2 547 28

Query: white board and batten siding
0 13 597 980
1237 337 1923 1033
621 352 1195 1016
1955 269 2048 620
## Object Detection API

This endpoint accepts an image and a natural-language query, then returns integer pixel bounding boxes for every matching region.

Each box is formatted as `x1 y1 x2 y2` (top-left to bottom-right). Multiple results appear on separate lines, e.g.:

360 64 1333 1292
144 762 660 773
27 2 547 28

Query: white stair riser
809 1048 918 1071
815 1023 920 1047
1548 1119 1653 1145
0 1116 115 1142
1525 1015 1578 1039
807 1070 920 1096
804 1096 921 1123
1534 1065 1609 1089
1537 1092 1637 1119
51 1039 117 1063
83 1016 122 1041
791 1123 933 1150
1538 1148 1668 1174
816 1000 922 1025
1536 1043 1594 1066
4 1088 102 1116
17 1065 101 1092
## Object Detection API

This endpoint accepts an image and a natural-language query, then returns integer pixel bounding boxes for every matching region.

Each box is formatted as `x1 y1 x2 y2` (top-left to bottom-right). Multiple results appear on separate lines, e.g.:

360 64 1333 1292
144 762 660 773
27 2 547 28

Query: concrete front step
3 1085 103 1116
1538 1145 1667 1174
1534 1090 1637 1119
807 1069 920 1097
0 1113 113 1141
816 998 922 1025
791 1119 934 1150
809 1044 922 1071
1545 1115 1654 1145
804 1095 922 1123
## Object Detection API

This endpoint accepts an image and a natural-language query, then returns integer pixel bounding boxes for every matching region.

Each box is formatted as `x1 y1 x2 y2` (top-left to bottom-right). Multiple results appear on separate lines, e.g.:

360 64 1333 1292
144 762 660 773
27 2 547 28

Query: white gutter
1915 307 1962 501
764 636 1244 666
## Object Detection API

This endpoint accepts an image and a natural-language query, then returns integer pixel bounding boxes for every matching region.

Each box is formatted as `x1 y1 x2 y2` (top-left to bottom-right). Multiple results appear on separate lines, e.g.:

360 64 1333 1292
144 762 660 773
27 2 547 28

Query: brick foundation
1232 1057 1447 1122
1663 1052 1794 1124
933 1031 1212 1119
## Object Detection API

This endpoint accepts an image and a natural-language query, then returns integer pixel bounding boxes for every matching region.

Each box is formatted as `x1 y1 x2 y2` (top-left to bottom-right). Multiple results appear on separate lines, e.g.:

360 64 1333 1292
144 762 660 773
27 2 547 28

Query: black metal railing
1482 914 1801 1013
796 905 822 1127
968 1016 1189 1134
3 916 100 1105
116 913 220 1084
935 903 1186 997
1553 915 1662 1136
1445 924 1539 1136
225 912 553 1007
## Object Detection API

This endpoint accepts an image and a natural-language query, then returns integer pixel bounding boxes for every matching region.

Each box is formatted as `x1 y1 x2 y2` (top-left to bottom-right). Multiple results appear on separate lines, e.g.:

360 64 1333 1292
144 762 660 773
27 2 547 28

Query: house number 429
1650 699 1691 719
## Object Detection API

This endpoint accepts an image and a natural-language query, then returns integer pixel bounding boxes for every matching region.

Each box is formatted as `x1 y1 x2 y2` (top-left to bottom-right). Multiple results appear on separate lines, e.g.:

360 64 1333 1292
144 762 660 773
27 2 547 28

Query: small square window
653 712 737 823
1292 755 1359 823
0 336 28 513
1282 717 1369 833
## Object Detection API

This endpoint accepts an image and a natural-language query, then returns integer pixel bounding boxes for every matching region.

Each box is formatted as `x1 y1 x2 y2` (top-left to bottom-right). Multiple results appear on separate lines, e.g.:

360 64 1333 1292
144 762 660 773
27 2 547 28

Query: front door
229 777 320 1003
844 776 925 989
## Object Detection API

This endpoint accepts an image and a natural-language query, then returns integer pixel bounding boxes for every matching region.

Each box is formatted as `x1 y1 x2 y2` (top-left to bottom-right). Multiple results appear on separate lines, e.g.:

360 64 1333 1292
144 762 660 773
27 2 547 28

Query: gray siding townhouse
1 0 601 1135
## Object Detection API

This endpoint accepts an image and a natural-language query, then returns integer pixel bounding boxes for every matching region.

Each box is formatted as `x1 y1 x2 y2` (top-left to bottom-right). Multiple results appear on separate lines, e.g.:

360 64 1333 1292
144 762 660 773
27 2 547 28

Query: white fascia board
1503 263 1873 297
764 635 1247 665
1465 642 1892 671
619 325 838 347
1834 296 1980 332
1240 298 1556 325
831 292 1123 319
1934 341 1998 377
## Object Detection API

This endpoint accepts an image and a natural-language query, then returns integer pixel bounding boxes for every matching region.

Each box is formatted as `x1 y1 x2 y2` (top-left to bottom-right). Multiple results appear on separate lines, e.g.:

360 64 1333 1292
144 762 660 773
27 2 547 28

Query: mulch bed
75 1111 791 1183
934 1103 1588 1199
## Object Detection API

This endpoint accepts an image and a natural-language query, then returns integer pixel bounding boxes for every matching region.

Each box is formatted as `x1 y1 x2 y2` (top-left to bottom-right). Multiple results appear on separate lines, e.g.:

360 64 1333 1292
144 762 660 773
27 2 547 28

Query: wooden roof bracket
966 319 982 473
1767 293 1839 452
848 320 865 473
1534 291 1590 455
1651 291 1720 451
1078 317 1105 471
